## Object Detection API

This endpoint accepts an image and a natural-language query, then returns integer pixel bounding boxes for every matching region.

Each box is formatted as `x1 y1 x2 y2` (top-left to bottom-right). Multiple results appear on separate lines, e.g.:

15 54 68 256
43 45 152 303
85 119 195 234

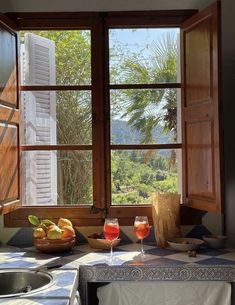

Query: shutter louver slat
23 33 57 206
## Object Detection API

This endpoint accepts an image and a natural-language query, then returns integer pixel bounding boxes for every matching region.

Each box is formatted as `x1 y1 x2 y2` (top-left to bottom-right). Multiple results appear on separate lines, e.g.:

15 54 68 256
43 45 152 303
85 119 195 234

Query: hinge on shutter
90 206 108 218
184 197 190 205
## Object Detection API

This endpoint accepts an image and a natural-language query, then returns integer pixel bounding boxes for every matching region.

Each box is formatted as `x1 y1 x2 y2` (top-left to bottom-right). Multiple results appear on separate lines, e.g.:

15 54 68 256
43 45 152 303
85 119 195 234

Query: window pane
22 150 92 206
21 91 92 145
109 28 180 85
20 30 91 85
111 149 179 205
111 89 179 144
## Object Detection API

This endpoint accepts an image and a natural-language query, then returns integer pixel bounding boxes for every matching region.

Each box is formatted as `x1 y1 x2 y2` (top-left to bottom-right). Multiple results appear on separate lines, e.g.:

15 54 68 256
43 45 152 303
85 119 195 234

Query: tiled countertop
1 243 235 305
0 246 79 305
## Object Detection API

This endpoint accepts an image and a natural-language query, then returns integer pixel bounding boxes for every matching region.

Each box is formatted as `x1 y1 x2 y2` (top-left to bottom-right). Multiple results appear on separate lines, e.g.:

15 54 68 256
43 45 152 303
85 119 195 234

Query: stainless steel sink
0 269 54 298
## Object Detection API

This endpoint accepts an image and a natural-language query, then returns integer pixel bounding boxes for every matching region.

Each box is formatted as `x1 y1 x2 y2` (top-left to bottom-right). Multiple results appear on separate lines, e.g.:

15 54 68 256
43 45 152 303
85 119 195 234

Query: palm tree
114 32 179 144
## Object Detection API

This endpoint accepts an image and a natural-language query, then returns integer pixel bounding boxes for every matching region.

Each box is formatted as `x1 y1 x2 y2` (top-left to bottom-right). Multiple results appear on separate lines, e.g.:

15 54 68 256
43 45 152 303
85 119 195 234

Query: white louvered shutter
23 33 57 205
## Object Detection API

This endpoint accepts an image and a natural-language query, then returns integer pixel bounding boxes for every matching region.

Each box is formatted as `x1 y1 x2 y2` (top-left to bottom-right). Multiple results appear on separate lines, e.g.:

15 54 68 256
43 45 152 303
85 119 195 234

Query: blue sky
109 28 179 57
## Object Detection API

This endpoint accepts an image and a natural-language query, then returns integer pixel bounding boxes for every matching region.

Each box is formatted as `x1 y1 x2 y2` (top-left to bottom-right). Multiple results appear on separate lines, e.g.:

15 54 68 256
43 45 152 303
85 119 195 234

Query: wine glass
103 218 120 264
134 216 150 256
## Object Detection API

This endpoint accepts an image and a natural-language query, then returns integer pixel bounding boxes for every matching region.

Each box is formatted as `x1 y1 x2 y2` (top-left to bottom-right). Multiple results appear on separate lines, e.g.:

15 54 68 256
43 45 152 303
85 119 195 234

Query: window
20 30 93 206
21 27 181 209
0 4 222 226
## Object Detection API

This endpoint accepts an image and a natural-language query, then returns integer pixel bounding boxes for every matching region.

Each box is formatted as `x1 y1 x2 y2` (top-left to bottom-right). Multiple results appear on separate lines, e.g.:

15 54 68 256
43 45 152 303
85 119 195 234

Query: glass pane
20 30 91 85
111 149 179 205
21 91 92 145
111 89 179 144
109 28 180 85
22 150 92 206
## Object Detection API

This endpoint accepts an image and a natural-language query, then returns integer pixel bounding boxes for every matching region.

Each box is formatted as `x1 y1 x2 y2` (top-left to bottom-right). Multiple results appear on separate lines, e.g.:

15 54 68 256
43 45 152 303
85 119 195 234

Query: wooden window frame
0 16 21 215
3 10 198 227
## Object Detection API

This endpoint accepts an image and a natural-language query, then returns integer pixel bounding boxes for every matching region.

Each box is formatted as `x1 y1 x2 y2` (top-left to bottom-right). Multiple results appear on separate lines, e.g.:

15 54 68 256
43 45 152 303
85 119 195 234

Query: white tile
116 243 155 252
216 252 235 261
165 252 211 263
116 251 159 263
71 252 109 264
74 244 103 253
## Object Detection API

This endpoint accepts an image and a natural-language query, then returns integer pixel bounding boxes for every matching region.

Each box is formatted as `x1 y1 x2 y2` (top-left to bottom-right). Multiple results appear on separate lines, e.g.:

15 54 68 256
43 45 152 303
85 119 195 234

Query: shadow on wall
0 215 18 244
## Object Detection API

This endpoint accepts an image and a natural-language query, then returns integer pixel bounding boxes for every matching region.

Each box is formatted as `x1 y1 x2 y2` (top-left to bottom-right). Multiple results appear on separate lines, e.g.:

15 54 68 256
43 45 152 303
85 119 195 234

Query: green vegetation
22 31 93 204
22 29 179 205
111 150 178 205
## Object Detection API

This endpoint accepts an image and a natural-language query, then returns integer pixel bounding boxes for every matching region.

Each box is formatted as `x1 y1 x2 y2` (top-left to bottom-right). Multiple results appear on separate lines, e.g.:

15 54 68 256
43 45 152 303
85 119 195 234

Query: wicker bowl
34 237 76 253
87 238 121 249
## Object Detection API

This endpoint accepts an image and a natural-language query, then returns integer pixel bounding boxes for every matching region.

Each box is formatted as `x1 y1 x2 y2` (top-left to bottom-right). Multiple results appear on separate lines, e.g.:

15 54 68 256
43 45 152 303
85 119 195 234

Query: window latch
90 206 107 216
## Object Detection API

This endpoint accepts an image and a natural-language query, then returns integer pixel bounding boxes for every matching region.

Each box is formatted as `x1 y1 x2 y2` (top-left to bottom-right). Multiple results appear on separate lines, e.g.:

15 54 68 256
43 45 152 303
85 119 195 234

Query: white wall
0 0 215 12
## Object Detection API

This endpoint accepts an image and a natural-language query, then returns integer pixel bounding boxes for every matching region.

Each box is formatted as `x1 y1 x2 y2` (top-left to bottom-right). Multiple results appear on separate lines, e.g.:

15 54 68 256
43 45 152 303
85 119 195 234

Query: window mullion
91 21 106 211
103 19 112 217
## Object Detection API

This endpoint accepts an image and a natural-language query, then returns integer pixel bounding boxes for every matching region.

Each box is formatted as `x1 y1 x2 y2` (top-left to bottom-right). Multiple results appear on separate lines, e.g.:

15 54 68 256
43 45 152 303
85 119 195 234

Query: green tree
112 32 179 143
110 31 179 204
22 30 92 204
23 29 178 206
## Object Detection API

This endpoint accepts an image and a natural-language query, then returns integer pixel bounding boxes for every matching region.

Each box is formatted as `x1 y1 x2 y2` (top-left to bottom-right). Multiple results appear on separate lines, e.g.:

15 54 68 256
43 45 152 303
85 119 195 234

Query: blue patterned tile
0 260 37 268
197 257 235 265
123 257 186 266
142 257 187 266
197 248 229 256
145 247 178 256
55 271 77 286
41 287 72 297
24 298 69 305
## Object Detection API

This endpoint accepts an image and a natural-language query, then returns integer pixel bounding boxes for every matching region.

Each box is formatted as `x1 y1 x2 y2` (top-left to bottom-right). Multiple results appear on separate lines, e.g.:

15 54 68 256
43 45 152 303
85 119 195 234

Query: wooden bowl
34 237 76 253
87 238 121 249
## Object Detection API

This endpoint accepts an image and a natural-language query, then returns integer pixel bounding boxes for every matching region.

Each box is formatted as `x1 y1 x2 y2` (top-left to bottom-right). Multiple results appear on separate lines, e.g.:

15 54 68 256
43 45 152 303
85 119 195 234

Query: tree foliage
23 30 92 204
23 29 179 205
111 32 179 143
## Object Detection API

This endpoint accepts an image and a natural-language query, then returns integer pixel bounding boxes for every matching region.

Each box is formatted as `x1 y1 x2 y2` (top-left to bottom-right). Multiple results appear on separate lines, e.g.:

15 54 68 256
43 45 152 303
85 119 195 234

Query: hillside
111 119 173 144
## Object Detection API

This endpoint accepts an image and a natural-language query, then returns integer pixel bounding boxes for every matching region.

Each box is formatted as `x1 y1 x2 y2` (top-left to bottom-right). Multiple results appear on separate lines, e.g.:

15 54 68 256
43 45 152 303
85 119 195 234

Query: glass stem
110 242 113 262
140 238 144 255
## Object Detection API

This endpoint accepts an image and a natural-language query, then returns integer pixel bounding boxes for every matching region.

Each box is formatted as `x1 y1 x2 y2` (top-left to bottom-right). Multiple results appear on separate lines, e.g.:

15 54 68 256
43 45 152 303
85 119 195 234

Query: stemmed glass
103 218 120 264
134 216 150 256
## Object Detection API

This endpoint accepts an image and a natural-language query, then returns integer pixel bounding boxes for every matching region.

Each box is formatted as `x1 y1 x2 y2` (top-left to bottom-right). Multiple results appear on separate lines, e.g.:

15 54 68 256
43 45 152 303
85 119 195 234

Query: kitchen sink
0 269 54 298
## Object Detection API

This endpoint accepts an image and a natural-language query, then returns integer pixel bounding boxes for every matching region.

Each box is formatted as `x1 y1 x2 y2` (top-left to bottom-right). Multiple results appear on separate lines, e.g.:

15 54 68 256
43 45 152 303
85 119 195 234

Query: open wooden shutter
22 33 57 205
181 2 222 212
0 16 21 214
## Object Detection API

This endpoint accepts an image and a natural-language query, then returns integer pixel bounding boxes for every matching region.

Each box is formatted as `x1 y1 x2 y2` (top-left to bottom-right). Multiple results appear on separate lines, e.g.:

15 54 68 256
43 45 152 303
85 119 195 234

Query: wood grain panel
0 124 19 203
0 26 17 107
181 2 221 213
185 18 211 106
186 120 214 199
0 17 21 215
0 105 19 124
